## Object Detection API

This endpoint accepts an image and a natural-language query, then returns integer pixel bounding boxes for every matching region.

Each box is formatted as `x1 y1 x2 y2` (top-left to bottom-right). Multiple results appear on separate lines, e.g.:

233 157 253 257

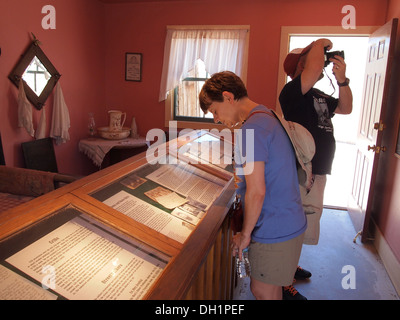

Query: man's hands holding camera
323 43 347 84
330 54 347 84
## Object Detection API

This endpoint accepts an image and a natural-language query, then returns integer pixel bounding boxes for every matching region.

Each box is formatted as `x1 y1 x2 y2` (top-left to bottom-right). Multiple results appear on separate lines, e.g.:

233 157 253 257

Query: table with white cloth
79 137 149 168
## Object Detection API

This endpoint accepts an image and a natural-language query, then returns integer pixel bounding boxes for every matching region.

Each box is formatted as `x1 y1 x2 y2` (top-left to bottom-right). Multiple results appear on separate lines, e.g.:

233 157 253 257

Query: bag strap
246 110 276 121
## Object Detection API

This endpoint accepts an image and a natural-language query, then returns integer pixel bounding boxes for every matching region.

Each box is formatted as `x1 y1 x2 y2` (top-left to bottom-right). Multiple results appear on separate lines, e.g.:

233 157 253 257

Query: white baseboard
371 219 400 296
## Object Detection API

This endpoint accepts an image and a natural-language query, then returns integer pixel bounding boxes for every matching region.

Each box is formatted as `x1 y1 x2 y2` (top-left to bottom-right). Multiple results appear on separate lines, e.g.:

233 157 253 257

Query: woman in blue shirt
199 71 306 300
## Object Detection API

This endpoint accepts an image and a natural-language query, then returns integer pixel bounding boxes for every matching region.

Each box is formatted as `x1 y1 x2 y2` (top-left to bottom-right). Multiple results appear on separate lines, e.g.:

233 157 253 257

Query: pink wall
0 0 386 174
103 0 386 136
0 0 106 175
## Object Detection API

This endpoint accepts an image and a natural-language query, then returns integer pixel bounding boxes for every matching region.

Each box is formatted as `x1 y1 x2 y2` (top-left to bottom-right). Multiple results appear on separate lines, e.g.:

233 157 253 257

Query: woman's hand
232 232 251 260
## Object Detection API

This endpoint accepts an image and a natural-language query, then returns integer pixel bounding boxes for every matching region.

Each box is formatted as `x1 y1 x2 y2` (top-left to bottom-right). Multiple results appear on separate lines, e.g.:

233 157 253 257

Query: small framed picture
125 53 142 82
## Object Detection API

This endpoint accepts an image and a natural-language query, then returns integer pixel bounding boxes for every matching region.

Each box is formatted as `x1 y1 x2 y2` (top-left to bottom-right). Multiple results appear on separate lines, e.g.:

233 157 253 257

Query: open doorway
287 35 370 208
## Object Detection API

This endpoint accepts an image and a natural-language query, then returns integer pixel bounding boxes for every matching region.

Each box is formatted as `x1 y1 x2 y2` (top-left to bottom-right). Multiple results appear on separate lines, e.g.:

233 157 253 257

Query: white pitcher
108 110 126 132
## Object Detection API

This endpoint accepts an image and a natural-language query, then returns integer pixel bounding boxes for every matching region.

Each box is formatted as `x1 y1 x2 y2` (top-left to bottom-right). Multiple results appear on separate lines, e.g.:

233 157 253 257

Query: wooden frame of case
0 130 235 300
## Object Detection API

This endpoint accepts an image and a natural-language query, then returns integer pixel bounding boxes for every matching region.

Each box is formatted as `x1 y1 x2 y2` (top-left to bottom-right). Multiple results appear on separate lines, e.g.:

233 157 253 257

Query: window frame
164 25 250 130
173 73 213 123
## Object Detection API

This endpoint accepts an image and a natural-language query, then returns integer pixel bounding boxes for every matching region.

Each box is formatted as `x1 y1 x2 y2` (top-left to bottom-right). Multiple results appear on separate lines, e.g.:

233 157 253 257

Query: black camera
324 49 345 67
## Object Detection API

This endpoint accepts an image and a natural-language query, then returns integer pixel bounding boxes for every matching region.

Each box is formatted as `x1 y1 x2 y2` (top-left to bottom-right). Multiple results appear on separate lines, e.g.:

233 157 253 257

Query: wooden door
348 19 398 242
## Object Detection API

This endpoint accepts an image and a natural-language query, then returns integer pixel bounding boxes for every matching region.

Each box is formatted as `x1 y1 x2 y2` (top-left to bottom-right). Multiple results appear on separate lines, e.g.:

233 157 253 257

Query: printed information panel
92 158 227 244
1 208 169 300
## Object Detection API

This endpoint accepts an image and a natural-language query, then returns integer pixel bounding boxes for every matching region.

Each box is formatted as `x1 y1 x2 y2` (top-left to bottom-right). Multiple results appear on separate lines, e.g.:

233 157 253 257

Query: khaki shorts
248 233 304 286
300 174 327 245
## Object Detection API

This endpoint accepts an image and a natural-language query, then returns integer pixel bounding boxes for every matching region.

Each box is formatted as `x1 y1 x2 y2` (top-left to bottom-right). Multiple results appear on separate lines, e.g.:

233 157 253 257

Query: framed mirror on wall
9 41 61 110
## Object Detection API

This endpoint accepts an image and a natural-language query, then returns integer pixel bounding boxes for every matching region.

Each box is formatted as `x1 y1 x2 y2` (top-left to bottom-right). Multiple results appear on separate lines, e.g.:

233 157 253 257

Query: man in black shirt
279 38 353 299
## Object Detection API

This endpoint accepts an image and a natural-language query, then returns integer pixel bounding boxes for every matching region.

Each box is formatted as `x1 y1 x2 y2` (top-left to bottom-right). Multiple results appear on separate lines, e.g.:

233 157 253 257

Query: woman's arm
232 161 266 260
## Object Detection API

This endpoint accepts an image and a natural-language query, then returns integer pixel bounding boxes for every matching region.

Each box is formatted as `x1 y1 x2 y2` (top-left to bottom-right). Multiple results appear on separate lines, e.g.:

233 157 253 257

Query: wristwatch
337 78 350 87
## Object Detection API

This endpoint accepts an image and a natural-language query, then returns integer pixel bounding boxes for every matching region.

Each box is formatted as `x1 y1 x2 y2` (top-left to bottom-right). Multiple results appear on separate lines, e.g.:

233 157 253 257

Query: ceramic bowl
97 127 131 140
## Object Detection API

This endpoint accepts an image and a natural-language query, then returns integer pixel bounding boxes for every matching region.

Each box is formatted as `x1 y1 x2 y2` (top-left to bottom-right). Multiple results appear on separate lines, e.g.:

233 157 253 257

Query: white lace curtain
159 27 248 102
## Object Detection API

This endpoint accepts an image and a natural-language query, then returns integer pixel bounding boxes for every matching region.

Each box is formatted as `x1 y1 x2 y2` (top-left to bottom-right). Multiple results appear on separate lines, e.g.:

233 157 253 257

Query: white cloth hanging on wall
17 79 35 137
35 106 46 139
50 82 70 145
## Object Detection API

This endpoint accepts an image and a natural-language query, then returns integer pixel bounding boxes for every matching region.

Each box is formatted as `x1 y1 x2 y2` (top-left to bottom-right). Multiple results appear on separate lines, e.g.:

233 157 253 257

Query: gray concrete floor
233 209 399 300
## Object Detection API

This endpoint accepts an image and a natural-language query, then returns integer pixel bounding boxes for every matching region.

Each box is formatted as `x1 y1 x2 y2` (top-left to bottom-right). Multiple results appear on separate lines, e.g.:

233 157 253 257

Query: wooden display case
0 130 236 300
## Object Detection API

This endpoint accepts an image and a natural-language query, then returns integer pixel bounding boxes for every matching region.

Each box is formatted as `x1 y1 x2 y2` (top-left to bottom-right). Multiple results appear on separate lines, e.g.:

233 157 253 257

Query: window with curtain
160 26 250 126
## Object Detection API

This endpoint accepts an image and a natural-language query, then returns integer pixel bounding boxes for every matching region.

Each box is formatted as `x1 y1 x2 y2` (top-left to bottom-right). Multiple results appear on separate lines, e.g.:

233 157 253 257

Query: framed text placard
125 53 142 82
0 206 169 300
